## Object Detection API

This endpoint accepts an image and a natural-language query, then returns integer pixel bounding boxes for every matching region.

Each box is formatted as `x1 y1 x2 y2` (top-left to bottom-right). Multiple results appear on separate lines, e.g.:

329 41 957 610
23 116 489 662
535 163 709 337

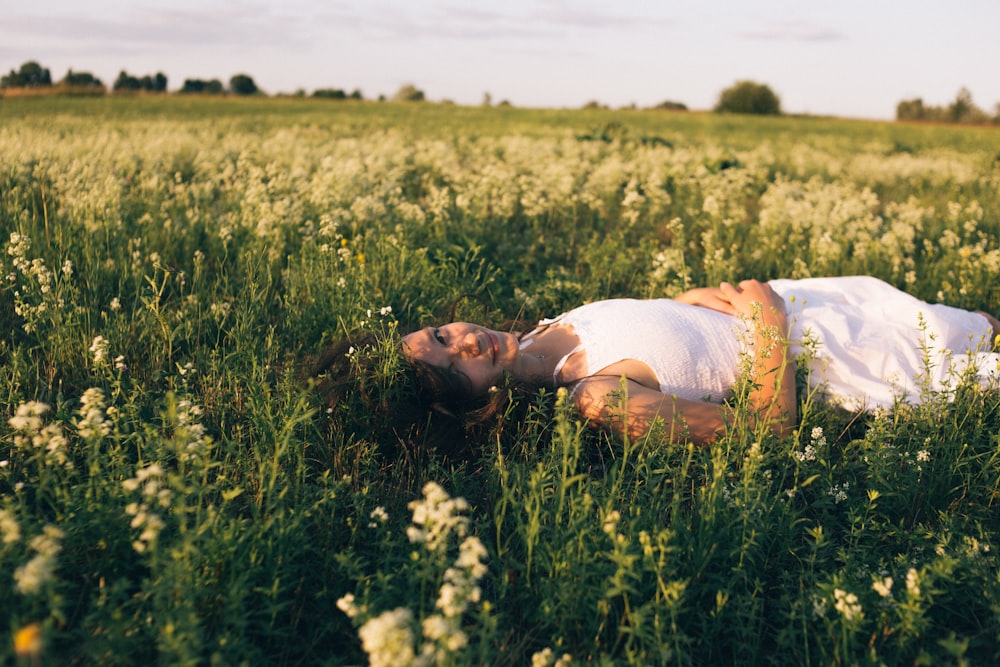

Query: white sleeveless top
528 276 999 411
529 298 746 402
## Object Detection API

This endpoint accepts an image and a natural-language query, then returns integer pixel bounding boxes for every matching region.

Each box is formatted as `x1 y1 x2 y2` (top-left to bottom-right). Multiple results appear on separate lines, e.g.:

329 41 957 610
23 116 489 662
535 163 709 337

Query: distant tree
946 87 988 123
180 78 224 94
897 88 989 125
114 70 139 91
349 89 363 100
1 60 52 88
896 97 926 121
313 88 347 100
652 99 688 111
180 79 203 93
61 70 104 89
581 100 608 110
482 92 492 107
714 80 781 115
392 83 425 102
115 70 168 93
229 74 258 96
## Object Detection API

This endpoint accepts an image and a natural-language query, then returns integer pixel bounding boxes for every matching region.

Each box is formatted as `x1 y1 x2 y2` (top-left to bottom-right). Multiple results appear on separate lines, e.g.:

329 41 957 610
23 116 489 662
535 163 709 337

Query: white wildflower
795 444 817 463
369 506 389 526
357 607 417 667
8 401 49 434
89 335 109 366
407 481 470 553
828 482 850 504
123 463 170 553
13 525 64 595
833 588 863 622
337 593 360 619
421 614 467 651
8 401 71 468
812 595 827 618
905 568 920 597
0 509 21 544
76 387 110 440
532 647 574 667
109 297 121 311
532 648 555 667
872 577 893 598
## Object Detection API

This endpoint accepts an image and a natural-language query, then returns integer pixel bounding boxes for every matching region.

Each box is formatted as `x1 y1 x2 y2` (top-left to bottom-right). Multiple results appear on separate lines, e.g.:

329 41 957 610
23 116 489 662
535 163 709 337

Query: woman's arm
718 280 797 440
572 376 729 444
673 286 738 315
577 280 797 443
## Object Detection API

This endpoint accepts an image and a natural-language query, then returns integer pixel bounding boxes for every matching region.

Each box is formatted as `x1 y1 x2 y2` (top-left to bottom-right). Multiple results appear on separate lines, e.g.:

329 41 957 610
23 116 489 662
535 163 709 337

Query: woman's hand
675 280 787 324
716 280 787 324
673 286 738 315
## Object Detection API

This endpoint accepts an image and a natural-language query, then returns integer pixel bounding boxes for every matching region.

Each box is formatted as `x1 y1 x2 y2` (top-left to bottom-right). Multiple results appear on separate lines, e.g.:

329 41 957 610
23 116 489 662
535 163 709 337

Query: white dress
537 276 998 411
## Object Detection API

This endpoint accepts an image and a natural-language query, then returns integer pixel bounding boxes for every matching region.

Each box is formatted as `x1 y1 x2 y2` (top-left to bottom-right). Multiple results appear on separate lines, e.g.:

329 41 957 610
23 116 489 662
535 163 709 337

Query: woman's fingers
720 280 787 318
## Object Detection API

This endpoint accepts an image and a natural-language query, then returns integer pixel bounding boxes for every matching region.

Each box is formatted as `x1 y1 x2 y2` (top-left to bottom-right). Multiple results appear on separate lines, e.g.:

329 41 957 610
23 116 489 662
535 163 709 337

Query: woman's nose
453 333 478 355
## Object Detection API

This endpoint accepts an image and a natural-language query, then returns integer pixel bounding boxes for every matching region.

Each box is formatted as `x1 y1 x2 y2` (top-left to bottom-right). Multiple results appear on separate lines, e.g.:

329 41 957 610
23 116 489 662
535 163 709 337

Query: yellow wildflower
14 623 43 657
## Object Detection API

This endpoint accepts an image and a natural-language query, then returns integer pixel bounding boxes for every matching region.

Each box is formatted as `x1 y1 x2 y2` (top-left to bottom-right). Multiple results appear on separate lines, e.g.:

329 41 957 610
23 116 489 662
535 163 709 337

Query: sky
2 0 999 120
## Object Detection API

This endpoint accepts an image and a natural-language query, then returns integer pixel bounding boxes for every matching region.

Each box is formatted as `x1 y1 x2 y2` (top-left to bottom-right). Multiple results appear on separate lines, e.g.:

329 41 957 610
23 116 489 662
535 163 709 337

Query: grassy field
2 95 1000 665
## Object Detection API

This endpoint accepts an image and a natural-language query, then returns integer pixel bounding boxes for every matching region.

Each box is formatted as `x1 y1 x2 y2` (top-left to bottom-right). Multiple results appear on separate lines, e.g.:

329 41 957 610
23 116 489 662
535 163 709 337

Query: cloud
311 1 671 42
2 2 315 55
737 21 845 42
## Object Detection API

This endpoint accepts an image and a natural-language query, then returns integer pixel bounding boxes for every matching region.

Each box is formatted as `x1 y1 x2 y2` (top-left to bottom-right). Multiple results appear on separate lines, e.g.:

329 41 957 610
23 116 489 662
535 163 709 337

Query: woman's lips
486 331 499 364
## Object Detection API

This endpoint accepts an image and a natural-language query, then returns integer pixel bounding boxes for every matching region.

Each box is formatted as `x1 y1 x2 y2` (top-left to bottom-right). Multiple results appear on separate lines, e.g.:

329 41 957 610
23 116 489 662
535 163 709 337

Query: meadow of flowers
2 96 1000 665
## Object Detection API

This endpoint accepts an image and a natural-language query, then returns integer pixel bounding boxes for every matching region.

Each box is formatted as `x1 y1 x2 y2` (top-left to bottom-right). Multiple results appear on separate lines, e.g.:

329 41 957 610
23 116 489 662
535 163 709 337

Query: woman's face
401 322 519 396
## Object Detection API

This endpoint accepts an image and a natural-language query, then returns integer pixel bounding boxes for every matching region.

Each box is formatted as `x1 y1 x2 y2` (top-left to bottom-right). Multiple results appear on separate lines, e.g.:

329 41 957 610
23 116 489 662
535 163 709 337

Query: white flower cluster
531 647 574 667
406 481 471 553
6 232 61 333
0 508 22 544
872 576 893 598
175 399 210 461
833 587 863 622
76 387 111 440
123 464 170 553
828 481 850 504
339 481 490 666
89 335 109 366
368 506 389 528
356 607 418 667
8 401 72 469
795 426 825 463
868 566 924 603
14 524 64 595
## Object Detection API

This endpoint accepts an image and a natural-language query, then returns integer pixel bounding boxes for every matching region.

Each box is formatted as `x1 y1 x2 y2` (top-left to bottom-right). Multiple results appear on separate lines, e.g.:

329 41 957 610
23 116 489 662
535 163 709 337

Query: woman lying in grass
317 276 1000 446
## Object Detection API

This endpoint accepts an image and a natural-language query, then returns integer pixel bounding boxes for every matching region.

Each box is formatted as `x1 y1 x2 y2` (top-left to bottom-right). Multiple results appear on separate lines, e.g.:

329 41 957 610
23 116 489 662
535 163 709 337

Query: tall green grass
1 97 1000 664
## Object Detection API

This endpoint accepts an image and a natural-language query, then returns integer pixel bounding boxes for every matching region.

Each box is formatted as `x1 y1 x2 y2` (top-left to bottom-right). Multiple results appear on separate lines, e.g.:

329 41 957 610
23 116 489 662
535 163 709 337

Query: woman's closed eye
434 328 446 345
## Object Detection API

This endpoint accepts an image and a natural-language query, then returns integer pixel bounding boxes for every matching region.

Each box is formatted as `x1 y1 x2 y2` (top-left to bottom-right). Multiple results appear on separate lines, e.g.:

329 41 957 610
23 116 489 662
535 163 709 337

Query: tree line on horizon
3 60 998 125
896 87 1000 125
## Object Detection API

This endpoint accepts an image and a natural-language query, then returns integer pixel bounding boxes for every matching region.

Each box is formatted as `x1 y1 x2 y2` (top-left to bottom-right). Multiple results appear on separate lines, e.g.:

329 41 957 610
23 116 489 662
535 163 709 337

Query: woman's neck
515 324 583 387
